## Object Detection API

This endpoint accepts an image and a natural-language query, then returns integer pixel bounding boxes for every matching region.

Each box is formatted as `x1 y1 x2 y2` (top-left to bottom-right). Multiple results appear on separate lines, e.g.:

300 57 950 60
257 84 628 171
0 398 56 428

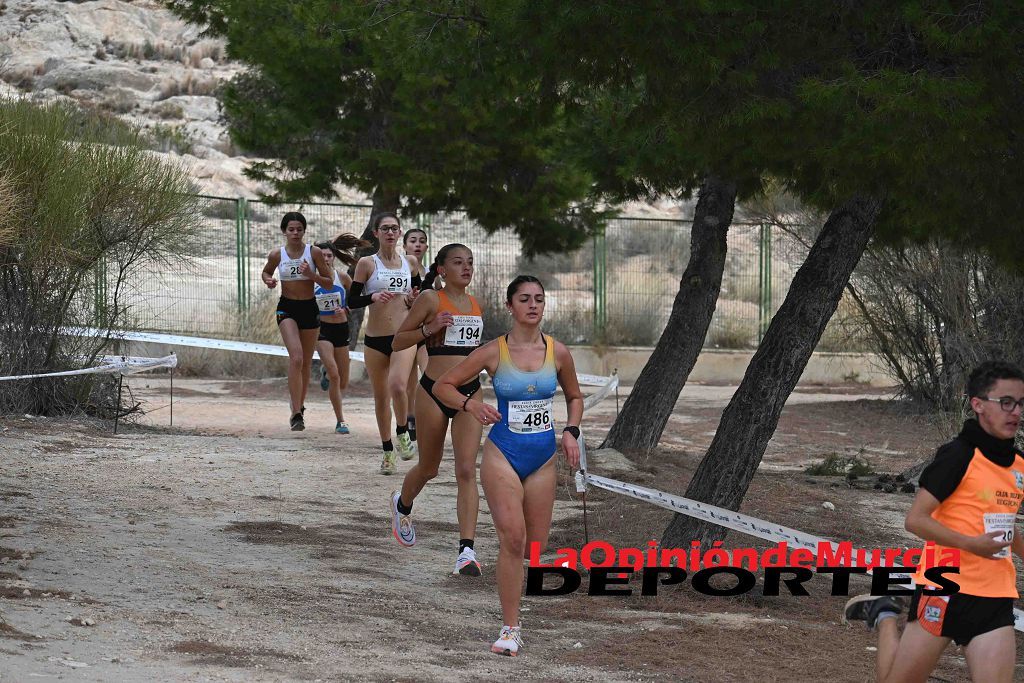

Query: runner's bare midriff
364 294 412 336
281 280 315 300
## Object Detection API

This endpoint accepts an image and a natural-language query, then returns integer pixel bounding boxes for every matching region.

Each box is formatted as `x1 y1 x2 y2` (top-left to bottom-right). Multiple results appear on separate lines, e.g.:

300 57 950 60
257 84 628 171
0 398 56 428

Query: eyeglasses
979 396 1024 413
378 225 401 233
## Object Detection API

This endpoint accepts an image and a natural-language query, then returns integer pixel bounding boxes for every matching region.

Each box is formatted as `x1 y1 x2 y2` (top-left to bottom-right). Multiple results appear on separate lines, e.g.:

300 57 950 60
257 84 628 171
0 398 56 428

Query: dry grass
173 291 288 377
157 71 220 100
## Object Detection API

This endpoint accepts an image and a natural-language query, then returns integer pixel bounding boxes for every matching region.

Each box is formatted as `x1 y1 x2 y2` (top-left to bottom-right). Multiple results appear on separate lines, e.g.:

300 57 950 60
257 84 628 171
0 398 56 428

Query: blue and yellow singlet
487 334 559 480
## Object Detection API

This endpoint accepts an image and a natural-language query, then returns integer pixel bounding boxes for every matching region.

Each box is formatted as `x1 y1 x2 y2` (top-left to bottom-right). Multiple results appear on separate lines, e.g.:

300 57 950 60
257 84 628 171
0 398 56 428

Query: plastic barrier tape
0 354 177 382
66 328 616 387
574 442 1024 631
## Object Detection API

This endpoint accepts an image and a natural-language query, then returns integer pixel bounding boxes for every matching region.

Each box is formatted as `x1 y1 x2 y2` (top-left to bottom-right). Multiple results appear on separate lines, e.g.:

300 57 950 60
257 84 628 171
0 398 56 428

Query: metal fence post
94 256 108 328
238 197 251 313
757 223 773 342
592 225 607 341
417 213 432 265
235 197 244 315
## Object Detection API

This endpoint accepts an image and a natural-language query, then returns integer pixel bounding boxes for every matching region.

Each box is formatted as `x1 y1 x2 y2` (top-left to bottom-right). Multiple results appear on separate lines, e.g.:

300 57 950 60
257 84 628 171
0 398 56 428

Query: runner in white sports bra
260 211 335 431
348 212 423 474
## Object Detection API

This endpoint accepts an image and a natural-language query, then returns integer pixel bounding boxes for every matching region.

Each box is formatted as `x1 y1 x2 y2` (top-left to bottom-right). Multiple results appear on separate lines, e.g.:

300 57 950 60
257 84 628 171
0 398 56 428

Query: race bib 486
508 399 553 434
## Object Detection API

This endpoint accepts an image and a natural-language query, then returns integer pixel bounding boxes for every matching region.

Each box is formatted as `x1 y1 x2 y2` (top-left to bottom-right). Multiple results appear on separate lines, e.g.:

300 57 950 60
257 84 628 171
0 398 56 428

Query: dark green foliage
488 1 1024 264
165 0 604 254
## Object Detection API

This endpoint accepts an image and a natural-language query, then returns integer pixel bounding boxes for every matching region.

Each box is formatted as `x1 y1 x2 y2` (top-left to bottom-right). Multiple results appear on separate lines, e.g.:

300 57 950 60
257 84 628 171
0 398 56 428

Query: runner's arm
393 291 439 351
347 257 393 309
261 250 280 288
905 489 1009 559
309 248 335 288
434 342 502 425
554 340 583 468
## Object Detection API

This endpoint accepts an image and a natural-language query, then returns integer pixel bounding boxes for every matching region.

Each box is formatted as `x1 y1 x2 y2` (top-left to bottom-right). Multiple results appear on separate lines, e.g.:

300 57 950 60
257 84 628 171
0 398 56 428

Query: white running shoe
491 625 523 657
389 491 416 547
379 450 397 475
395 432 416 461
454 547 481 576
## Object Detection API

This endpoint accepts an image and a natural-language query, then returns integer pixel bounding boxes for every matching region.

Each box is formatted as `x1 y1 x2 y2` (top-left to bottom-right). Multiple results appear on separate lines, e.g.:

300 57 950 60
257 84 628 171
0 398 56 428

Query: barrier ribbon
0 355 176 382
574 444 1024 631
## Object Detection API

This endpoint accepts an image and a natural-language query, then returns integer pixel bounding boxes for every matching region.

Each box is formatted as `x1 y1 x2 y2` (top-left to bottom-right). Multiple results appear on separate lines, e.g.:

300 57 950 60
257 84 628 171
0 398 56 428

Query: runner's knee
497 525 527 557
454 458 476 485
388 376 407 399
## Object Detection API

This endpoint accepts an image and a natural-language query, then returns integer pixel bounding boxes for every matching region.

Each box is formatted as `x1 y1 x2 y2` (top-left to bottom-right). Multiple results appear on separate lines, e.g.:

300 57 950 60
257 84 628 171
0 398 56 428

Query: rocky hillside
0 0 688 216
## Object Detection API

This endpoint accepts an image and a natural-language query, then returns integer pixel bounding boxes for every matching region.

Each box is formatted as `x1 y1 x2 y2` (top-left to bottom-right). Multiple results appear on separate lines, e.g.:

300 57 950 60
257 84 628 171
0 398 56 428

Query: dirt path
0 376 1014 681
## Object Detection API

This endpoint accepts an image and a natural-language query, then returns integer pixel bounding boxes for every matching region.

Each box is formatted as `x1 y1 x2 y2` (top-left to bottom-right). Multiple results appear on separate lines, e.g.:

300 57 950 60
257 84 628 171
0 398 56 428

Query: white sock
873 610 899 628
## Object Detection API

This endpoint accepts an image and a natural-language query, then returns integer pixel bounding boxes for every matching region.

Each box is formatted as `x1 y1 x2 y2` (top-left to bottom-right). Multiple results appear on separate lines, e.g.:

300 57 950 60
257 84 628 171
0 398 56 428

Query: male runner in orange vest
843 361 1024 682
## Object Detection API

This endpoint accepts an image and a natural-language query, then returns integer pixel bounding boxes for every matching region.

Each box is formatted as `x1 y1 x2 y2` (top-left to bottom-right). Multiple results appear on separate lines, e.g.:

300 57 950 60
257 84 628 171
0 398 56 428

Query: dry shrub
151 101 185 120
705 316 757 350
849 244 1024 408
0 98 196 415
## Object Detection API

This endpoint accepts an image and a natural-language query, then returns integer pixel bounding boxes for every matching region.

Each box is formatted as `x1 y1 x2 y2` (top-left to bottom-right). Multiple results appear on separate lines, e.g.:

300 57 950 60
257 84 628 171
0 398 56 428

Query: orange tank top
913 448 1024 597
425 290 483 356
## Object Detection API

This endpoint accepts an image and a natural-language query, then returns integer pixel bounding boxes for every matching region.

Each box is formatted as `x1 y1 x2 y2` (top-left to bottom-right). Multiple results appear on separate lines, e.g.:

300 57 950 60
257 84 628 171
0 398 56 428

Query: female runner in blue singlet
313 234 366 434
432 275 583 657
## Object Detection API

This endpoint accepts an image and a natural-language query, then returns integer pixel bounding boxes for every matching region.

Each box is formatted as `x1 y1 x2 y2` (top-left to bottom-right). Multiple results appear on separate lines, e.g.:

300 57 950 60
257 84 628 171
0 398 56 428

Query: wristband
462 395 472 412
563 426 580 440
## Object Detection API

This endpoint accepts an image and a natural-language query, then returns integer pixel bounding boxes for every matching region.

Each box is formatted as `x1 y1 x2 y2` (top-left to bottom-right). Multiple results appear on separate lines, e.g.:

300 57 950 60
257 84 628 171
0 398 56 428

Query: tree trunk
600 176 737 456
348 186 400 348
661 194 883 548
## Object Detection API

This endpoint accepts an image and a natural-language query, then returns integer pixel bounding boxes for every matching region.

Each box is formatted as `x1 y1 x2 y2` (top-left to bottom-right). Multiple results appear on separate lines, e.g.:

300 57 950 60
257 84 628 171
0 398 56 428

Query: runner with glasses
347 213 422 473
844 360 1024 682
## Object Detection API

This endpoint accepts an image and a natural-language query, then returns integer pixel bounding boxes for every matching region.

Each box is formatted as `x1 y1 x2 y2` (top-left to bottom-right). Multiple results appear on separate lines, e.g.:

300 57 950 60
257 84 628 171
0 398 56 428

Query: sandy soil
1 375 1021 682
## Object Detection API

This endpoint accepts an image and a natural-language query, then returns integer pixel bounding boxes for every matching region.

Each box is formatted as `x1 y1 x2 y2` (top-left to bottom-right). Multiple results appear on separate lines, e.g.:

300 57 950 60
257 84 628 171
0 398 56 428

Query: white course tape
66 327 614 389
0 355 176 382
574 442 1024 631
583 373 618 411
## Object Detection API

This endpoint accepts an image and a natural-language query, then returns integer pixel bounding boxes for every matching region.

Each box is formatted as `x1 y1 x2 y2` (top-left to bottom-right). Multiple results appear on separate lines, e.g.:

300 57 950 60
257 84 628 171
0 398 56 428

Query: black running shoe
843 594 905 629
290 412 305 431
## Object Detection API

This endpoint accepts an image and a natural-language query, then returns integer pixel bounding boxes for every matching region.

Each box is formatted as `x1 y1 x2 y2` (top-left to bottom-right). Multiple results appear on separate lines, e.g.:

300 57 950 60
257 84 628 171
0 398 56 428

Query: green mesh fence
116 195 828 349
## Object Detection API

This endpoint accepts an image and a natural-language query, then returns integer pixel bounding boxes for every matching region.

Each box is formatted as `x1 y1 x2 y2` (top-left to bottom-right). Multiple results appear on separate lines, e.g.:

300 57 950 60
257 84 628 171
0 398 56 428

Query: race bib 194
444 315 483 347
507 398 553 434
983 512 1015 559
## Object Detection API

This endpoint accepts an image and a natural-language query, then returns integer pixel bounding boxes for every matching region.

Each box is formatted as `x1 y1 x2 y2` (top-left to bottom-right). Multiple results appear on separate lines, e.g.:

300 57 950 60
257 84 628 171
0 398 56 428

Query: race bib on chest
983 512 1015 559
279 258 307 281
507 398 553 434
315 290 343 313
444 315 483 347
377 268 409 293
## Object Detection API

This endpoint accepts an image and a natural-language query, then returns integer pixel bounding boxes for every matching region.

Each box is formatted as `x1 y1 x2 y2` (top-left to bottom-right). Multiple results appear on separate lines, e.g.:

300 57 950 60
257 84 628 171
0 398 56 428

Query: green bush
0 98 197 415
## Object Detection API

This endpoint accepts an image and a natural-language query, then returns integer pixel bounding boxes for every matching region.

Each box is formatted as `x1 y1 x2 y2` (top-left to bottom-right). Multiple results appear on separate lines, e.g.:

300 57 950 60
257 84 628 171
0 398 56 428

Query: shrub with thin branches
0 98 197 415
